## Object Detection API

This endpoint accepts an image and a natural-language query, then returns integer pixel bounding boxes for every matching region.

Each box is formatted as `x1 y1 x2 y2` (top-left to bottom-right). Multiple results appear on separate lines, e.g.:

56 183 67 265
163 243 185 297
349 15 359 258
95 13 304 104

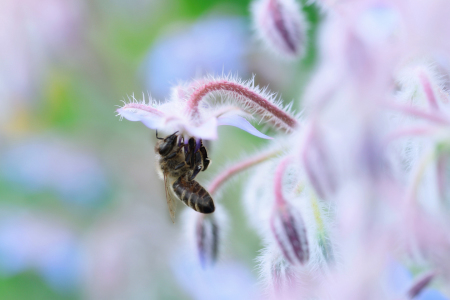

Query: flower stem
208 149 281 195
419 71 439 110
384 102 450 125
274 156 292 206
186 80 299 130
384 126 438 144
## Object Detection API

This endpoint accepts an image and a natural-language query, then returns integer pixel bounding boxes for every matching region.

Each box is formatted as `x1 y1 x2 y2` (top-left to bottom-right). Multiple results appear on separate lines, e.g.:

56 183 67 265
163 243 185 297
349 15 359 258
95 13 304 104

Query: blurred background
0 0 320 299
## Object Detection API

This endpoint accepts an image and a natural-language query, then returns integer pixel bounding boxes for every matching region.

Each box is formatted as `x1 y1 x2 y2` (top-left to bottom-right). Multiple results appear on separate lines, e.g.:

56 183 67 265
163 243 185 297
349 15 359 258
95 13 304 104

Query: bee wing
164 172 177 223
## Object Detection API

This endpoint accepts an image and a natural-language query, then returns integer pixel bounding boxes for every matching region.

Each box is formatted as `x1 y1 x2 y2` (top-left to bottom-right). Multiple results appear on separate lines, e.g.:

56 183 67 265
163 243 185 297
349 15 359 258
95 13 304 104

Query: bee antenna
156 130 163 140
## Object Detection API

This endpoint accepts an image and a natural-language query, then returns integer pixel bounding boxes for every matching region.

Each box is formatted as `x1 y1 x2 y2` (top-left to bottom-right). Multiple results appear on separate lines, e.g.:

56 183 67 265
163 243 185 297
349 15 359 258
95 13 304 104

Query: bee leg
185 138 196 166
185 151 192 166
165 152 178 159
174 162 186 170
156 130 163 140
164 145 185 160
193 151 202 170
189 165 202 181
199 145 211 171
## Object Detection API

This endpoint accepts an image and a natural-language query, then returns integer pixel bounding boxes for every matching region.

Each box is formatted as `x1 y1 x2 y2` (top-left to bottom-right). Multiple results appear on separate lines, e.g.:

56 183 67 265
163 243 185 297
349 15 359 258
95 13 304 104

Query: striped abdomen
173 178 215 214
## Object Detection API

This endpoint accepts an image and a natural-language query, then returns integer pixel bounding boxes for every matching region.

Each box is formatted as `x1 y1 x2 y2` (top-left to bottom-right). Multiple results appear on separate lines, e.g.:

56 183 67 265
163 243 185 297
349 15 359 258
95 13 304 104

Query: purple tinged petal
217 115 273 139
185 118 218 140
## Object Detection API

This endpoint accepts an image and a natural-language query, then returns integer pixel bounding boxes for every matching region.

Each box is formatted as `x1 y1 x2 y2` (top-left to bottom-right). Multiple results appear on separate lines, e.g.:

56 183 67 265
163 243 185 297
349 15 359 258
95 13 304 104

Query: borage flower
116 75 299 141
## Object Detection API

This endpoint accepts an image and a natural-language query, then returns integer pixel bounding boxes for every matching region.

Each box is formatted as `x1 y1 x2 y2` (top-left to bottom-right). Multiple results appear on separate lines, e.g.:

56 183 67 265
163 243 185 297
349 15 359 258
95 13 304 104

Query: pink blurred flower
251 0 307 59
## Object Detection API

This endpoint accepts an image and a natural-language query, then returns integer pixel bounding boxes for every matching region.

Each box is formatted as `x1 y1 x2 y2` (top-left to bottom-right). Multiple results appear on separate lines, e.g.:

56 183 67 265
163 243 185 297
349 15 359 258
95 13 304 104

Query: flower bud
406 271 435 299
196 215 219 268
251 0 307 59
270 203 309 265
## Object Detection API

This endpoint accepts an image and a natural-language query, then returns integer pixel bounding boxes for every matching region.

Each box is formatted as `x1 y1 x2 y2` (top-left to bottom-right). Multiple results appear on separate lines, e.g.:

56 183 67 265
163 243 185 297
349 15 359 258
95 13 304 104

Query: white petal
185 118 219 140
217 115 273 139
116 104 165 129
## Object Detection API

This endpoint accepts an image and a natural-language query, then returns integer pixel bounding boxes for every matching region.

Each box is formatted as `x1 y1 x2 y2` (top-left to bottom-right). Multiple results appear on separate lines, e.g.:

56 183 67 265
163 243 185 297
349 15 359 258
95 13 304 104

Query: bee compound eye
158 142 172 156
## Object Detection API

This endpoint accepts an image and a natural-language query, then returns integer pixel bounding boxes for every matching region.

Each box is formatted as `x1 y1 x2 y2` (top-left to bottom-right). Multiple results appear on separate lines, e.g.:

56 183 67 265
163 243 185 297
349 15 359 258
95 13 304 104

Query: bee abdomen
173 178 215 214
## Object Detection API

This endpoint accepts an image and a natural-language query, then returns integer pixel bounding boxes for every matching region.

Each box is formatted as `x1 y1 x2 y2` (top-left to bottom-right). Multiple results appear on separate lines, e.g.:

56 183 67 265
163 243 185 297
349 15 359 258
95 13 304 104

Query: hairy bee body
173 177 214 214
155 132 215 221
156 150 189 179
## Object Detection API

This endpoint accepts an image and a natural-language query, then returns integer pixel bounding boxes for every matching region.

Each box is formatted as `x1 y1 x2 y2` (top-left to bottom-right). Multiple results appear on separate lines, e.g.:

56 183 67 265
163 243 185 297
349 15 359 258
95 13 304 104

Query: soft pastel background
0 0 320 299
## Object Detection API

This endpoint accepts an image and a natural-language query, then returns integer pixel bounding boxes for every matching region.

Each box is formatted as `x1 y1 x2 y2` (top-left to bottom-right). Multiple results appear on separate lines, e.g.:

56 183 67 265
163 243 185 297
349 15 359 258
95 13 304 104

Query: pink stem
208 150 280 195
274 156 292 206
186 80 298 130
419 71 439 110
385 126 437 143
384 102 450 125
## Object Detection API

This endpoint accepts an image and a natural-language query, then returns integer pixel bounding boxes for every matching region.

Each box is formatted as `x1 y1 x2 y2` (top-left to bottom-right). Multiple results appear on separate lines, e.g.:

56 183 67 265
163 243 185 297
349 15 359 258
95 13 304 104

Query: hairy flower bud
196 215 219 268
270 204 309 265
258 244 300 298
271 157 309 265
251 0 307 59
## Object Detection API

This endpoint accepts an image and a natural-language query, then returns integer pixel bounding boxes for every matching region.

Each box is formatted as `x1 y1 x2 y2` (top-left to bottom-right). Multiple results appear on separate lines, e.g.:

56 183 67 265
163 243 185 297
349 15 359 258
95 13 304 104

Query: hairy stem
384 102 450 125
384 126 438 144
419 71 439 110
274 156 292 206
186 80 298 130
208 149 281 195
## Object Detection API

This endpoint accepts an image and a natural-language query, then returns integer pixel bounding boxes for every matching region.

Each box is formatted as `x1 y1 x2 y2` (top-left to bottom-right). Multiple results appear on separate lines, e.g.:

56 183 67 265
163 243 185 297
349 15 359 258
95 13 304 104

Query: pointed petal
217 115 273 139
116 103 165 129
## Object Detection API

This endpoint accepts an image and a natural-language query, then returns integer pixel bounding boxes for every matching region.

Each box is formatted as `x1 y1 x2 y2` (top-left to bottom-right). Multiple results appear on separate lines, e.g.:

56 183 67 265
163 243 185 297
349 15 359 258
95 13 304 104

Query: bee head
157 131 179 156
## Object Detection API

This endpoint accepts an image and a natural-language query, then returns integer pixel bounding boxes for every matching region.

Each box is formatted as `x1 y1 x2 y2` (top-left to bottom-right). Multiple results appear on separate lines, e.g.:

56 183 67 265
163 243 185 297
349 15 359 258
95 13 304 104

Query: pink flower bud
271 157 309 265
251 0 307 59
270 204 309 265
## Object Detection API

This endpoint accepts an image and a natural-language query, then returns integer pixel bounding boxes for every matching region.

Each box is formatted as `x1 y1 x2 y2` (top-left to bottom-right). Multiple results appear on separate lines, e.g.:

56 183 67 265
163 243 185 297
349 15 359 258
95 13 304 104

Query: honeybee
155 131 214 222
